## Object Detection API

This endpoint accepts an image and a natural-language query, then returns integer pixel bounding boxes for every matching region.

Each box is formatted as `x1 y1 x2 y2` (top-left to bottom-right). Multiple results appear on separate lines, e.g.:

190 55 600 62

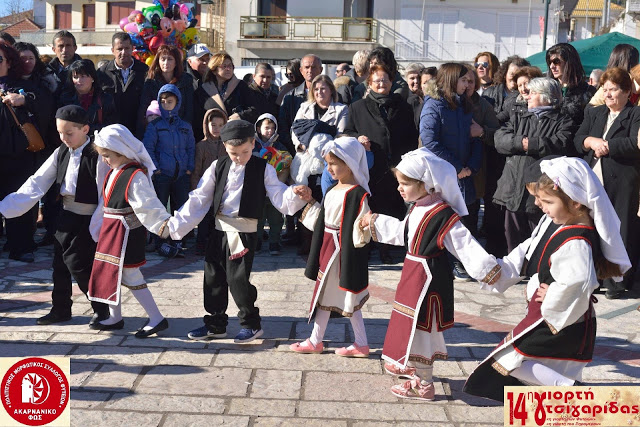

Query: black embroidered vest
212 155 267 219
55 138 99 205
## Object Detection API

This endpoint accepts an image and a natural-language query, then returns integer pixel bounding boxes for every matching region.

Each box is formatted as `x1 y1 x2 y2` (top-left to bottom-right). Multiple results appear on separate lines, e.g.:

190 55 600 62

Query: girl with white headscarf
360 147 501 402
465 156 630 402
87 124 172 338
290 137 373 359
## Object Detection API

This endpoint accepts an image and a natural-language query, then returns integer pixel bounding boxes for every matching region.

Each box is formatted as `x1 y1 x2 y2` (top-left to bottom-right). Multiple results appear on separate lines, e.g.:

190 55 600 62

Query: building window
259 0 287 16
108 1 135 25
55 4 72 30
83 4 95 30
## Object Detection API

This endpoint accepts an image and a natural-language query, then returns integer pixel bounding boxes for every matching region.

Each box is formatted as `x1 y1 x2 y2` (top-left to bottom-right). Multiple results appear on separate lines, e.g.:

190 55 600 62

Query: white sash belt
214 215 258 260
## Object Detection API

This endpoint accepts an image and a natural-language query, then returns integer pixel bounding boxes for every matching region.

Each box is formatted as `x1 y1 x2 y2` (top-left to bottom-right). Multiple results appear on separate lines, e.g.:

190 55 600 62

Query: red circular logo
2 357 69 426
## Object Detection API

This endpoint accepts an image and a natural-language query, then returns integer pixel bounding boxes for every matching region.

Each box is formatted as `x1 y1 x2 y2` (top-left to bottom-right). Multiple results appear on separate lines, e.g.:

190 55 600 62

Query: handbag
4 99 45 153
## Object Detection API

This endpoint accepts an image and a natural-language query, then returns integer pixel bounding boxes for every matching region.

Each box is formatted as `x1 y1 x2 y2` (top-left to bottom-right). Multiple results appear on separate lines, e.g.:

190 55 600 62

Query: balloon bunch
119 0 201 66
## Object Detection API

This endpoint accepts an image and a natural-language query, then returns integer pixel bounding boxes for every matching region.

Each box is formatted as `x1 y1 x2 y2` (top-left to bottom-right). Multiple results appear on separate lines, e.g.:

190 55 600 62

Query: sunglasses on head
549 58 564 66
475 61 489 69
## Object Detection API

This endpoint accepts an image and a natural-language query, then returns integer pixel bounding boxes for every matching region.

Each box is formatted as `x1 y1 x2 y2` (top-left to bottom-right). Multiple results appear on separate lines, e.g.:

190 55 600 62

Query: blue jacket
143 84 195 178
420 83 482 204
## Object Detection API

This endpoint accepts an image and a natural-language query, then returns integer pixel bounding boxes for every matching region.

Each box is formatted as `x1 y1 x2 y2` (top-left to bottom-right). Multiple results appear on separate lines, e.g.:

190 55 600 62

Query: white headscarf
94 125 156 183
540 156 631 273
396 148 468 216
321 136 370 195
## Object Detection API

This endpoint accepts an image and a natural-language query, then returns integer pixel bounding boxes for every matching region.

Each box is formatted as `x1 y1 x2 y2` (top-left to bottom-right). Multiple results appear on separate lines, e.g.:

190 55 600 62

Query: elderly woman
574 67 640 299
345 64 418 263
589 44 639 106
406 62 425 129
137 44 194 137
546 43 595 125
507 66 544 119
0 41 40 262
494 77 577 252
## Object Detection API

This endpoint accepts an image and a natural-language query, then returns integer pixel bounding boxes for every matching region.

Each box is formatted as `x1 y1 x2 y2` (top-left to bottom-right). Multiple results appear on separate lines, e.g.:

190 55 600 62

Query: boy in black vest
0 105 109 325
166 120 312 343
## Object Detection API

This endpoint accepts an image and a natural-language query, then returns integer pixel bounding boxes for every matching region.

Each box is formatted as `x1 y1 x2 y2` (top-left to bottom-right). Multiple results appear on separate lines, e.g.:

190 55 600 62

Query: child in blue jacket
143 84 195 257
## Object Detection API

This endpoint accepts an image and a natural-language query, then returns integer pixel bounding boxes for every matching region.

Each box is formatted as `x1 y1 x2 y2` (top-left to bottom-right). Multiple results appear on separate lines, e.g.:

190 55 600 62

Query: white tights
511 360 575 386
309 309 368 347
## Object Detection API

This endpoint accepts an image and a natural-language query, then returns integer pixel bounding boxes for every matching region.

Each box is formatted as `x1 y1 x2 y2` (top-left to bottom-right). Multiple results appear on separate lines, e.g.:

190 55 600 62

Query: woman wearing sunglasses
0 41 41 263
545 43 595 125
473 52 499 96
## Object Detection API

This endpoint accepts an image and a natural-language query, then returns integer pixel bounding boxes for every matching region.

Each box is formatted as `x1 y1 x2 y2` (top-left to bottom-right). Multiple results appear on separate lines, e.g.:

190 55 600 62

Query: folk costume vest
55 139 99 204
381 202 460 368
88 163 147 306
463 225 600 402
212 155 267 219
305 184 370 293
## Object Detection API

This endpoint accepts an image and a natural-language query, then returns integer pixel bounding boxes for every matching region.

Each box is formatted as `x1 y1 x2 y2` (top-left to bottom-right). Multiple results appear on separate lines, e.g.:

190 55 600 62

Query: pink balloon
119 17 130 30
173 19 186 33
124 22 138 33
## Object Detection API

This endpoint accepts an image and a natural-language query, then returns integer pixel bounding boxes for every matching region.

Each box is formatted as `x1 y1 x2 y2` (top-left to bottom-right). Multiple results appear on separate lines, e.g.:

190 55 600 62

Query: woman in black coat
574 68 640 299
0 41 40 262
58 59 117 135
344 65 418 263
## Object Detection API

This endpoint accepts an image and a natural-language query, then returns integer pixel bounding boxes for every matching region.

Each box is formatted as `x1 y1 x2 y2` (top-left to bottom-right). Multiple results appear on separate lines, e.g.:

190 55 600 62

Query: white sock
511 360 574 386
100 303 122 325
413 362 433 383
309 309 330 346
130 287 164 330
349 310 368 347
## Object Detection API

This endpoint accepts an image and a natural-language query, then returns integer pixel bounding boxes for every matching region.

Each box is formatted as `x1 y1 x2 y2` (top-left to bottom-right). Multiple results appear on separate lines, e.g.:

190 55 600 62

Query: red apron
381 253 432 368
308 227 340 321
87 214 130 306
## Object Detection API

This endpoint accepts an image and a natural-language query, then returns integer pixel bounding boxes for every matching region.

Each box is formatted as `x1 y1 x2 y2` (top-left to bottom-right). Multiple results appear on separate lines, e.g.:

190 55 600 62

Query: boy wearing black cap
0 105 109 326
167 120 312 343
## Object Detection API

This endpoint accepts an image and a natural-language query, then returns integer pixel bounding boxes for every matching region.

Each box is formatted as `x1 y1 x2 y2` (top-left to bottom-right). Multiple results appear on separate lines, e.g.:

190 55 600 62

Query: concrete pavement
1 232 639 426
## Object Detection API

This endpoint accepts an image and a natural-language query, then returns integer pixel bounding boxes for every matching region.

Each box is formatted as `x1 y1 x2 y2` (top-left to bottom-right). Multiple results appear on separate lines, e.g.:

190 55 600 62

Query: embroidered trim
437 213 460 250
481 264 502 285
316 293 369 317
370 213 379 242
95 252 120 265
300 202 315 223
392 301 416 318
417 294 455 332
158 219 169 239
408 352 448 365
316 270 324 281
544 319 559 335
122 282 147 290
491 359 510 376
229 247 249 260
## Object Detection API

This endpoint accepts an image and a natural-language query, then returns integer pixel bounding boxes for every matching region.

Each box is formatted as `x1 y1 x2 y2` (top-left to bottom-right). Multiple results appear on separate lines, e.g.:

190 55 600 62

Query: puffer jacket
493 108 577 212
420 81 481 204
142 84 195 178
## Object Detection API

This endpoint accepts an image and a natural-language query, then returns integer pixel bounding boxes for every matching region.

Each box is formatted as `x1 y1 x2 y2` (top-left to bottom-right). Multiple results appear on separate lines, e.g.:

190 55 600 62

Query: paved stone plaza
1 233 639 426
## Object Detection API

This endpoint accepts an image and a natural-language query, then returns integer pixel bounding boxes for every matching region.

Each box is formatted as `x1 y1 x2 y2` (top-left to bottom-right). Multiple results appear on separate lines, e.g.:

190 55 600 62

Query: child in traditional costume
464 157 631 402
360 147 502 401
290 137 372 358
0 105 110 326
166 120 311 343
88 124 171 338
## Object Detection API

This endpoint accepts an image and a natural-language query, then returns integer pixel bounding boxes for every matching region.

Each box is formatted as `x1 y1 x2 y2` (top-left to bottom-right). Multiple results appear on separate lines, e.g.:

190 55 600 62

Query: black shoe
89 312 109 326
605 289 625 300
269 243 281 256
37 234 56 247
9 252 34 263
380 251 394 264
89 319 125 331
37 311 71 325
135 318 169 338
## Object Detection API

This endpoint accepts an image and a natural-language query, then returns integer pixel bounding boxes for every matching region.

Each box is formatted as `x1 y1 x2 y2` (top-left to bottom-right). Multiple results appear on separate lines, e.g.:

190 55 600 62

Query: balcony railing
240 16 377 43
17 29 115 45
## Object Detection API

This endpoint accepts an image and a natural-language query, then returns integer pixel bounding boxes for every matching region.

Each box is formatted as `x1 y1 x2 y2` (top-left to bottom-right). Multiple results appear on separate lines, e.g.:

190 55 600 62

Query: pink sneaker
384 362 417 379
334 343 370 358
290 339 324 354
391 378 435 401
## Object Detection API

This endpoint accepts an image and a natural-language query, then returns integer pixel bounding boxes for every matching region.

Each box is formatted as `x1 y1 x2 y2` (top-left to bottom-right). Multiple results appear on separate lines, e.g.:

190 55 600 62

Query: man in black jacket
185 43 210 90
47 31 82 95
246 62 279 123
97 32 148 134
278 54 322 155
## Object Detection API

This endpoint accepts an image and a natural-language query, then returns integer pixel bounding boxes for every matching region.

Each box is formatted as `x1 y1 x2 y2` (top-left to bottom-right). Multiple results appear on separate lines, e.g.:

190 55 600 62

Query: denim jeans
152 172 190 245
